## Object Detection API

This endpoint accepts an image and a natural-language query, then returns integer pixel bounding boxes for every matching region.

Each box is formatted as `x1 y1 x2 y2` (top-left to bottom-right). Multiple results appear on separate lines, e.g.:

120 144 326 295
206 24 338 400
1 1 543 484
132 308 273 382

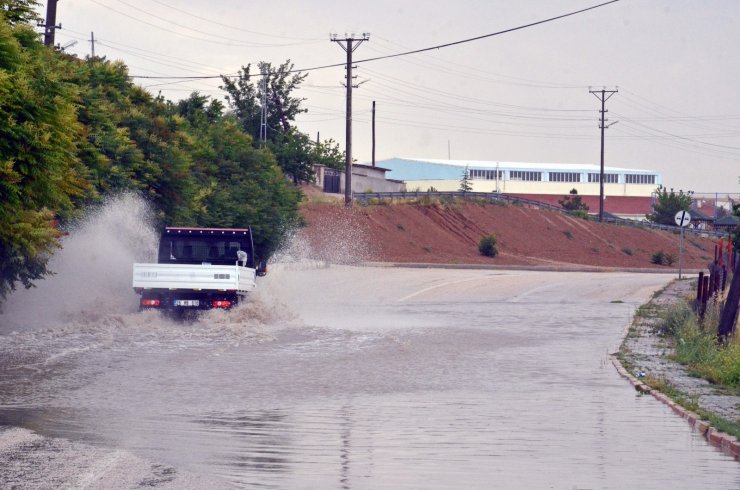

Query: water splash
0 193 158 331
273 208 377 267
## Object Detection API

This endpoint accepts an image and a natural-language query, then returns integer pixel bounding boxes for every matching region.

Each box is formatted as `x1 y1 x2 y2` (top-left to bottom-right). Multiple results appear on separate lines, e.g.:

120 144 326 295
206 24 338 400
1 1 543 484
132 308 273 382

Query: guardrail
352 191 728 239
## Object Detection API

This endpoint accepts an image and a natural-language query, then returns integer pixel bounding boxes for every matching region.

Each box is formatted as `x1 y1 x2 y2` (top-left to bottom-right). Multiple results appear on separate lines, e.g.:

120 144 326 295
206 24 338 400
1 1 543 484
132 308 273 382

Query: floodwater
1 265 738 488
0 196 738 488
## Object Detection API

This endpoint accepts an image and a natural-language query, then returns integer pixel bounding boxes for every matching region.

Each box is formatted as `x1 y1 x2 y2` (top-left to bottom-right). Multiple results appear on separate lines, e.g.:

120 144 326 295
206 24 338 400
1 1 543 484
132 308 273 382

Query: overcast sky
43 0 739 194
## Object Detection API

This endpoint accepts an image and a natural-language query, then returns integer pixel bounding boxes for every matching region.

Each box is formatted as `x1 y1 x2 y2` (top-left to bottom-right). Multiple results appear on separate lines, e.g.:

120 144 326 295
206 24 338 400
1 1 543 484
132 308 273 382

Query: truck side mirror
257 261 268 277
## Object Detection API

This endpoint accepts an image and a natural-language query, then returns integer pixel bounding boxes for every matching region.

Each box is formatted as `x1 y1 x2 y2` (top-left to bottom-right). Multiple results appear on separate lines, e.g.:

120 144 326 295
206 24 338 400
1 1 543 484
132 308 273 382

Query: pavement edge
609 353 740 462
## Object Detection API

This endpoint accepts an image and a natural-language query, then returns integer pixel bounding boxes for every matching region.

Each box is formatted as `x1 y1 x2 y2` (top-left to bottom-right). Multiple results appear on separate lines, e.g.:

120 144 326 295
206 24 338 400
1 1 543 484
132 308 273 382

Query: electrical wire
129 0 620 79
149 0 324 42
91 0 318 48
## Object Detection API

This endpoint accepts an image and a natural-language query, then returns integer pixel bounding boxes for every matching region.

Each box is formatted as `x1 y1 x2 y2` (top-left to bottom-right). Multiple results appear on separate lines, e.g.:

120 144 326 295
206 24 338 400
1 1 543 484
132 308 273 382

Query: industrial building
375 158 661 196
374 158 662 220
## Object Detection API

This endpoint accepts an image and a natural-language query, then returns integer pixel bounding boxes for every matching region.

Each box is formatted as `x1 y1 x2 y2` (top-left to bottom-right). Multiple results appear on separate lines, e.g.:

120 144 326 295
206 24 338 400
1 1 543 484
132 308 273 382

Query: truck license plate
174 299 199 307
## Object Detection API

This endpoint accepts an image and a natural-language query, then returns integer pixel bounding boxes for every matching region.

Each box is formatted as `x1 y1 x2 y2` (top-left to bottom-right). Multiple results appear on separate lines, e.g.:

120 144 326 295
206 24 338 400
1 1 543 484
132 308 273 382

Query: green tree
170 95 301 260
186 116 301 260
459 165 472 193
0 21 86 300
646 185 693 225
558 188 589 212
0 0 40 25
220 60 341 183
220 60 307 142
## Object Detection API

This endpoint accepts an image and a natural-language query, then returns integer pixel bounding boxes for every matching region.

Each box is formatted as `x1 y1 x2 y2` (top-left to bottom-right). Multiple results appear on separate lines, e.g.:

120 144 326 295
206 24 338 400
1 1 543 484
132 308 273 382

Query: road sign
674 210 691 227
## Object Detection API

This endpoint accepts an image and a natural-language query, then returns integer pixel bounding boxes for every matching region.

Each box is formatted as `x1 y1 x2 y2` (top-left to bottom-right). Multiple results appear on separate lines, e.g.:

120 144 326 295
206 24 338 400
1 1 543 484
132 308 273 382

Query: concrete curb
363 261 703 274
610 354 740 462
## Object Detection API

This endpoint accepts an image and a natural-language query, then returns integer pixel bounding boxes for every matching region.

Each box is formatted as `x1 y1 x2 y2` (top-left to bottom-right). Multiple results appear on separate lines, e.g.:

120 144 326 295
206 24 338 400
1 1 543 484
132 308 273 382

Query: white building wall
404 179 656 196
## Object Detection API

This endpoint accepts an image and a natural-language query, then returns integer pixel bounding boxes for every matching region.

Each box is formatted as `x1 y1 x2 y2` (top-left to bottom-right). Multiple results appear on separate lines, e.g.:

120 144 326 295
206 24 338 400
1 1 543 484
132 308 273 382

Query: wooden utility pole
718 261 740 339
590 87 618 222
332 33 369 207
42 0 60 47
90 31 95 57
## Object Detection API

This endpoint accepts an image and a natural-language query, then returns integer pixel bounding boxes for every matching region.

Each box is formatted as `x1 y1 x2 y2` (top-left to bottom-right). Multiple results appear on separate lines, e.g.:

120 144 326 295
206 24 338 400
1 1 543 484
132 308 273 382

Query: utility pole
90 31 95 57
332 33 369 207
590 87 618 222
371 100 376 167
41 0 60 47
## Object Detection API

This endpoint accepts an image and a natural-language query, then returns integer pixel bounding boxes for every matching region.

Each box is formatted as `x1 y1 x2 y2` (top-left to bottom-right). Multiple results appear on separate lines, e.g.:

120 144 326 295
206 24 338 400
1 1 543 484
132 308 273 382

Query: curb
362 262 704 274
610 354 740 462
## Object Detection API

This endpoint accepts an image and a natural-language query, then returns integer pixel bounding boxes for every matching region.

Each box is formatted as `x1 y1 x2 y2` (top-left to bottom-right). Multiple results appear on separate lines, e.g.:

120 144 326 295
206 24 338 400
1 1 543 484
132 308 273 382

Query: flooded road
1 265 738 488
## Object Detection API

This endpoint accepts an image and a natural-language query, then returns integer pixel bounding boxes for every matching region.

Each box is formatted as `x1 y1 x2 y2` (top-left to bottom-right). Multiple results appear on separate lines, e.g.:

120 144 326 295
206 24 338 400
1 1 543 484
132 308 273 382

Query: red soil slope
299 200 718 269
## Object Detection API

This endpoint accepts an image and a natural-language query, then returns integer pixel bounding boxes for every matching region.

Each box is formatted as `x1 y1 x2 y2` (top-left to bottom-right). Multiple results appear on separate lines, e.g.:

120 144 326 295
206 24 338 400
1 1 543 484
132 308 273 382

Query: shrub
478 234 498 257
664 253 676 266
651 250 666 265
622 246 633 256
571 210 590 220
562 230 574 240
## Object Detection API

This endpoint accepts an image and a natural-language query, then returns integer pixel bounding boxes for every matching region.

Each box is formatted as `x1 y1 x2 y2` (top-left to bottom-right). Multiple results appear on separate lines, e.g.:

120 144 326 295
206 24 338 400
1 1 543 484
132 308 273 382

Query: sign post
674 210 691 279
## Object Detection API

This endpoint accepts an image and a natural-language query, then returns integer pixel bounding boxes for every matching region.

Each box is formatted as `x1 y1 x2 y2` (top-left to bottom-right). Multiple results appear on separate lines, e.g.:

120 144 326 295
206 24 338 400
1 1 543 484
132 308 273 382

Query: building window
509 171 542 181
469 169 502 180
549 172 580 183
588 173 618 183
625 174 656 184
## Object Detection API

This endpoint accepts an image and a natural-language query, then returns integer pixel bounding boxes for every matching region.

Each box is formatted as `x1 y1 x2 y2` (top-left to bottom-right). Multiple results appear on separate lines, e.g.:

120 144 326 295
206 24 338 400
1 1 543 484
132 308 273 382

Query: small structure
313 164 405 195
714 215 740 233
688 208 714 230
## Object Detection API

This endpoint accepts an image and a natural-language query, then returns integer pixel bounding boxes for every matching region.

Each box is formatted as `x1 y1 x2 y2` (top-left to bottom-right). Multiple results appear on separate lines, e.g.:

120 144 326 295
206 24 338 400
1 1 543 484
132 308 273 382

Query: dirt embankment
298 200 718 270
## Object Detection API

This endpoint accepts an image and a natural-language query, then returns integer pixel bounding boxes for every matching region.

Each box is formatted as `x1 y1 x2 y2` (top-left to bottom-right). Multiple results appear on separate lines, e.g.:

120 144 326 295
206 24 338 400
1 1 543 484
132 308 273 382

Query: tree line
0 4 343 302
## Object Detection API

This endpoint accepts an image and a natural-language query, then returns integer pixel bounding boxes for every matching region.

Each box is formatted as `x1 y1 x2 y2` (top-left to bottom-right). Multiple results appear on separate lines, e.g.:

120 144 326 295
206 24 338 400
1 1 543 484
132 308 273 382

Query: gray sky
44 0 740 194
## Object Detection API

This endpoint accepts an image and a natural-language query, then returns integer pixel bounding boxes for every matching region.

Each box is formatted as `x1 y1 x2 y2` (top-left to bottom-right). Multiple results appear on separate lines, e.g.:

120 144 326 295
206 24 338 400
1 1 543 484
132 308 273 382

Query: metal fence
353 191 728 239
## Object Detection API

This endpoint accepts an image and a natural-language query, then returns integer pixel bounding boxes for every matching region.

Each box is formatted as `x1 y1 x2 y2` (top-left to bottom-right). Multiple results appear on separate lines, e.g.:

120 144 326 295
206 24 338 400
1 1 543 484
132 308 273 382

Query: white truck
132 227 264 312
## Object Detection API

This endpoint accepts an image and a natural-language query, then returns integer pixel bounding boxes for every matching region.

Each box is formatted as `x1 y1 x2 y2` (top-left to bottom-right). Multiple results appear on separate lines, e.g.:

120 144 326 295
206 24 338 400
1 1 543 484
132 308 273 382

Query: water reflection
193 410 292 476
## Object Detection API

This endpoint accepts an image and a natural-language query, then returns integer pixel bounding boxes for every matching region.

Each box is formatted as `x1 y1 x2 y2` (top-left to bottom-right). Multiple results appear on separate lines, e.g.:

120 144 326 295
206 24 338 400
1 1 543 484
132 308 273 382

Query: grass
562 230 573 240
656 300 740 387
621 246 633 256
620 280 740 439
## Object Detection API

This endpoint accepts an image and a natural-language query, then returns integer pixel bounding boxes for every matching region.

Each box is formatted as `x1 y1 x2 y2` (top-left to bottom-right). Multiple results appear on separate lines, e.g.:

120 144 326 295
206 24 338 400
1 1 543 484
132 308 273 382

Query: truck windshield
158 237 252 266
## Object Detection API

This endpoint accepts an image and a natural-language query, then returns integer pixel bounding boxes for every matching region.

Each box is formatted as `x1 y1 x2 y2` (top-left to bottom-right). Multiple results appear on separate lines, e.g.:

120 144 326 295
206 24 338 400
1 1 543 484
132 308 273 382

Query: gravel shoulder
617 279 740 460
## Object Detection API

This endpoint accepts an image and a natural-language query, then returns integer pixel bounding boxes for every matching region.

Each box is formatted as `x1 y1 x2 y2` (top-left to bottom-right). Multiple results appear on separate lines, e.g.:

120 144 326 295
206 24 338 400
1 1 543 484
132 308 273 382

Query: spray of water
0 193 158 331
0 194 376 338
273 208 377 267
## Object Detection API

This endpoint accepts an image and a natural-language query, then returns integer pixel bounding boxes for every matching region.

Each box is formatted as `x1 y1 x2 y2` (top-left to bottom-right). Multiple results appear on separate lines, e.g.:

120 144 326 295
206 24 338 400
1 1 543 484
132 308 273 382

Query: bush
664 253 676 266
658 301 695 336
651 250 666 265
478 234 498 257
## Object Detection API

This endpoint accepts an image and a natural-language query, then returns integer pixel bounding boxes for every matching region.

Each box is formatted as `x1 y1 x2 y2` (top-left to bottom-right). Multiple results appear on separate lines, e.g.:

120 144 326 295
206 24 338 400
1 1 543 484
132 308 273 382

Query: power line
349 1 620 66
128 0 620 79
91 0 313 48
149 0 323 42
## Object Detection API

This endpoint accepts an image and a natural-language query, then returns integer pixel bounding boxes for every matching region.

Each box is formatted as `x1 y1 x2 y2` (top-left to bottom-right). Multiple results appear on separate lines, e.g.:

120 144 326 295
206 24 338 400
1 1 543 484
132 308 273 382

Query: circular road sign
674 210 691 227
